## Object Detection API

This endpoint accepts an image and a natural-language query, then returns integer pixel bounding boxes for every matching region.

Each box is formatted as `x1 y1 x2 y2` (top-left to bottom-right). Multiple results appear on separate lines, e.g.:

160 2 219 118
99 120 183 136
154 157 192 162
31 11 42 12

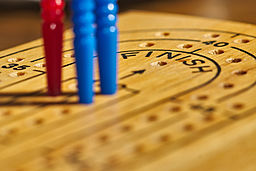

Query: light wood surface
1 11 256 170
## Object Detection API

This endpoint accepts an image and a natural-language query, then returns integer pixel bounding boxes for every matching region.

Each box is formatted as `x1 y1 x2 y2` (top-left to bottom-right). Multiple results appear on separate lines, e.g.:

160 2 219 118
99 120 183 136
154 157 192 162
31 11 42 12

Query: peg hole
34 63 46 68
234 39 250 44
9 72 26 77
150 61 167 67
205 107 215 112
139 42 155 48
226 58 242 63
178 44 193 49
33 118 44 125
61 108 71 115
204 33 220 38
98 134 109 143
195 95 208 101
183 123 194 131
222 83 234 89
232 103 244 110
159 134 171 142
170 106 181 112
155 32 170 37
232 70 247 75
190 104 203 110
121 124 133 132
203 114 215 122
8 58 24 62
0 110 12 117
209 49 224 55
6 128 18 135
147 114 158 122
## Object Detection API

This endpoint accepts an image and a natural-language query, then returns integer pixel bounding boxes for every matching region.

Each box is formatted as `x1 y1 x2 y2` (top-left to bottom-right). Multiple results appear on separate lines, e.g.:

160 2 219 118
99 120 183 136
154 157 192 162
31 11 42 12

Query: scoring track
1 12 256 170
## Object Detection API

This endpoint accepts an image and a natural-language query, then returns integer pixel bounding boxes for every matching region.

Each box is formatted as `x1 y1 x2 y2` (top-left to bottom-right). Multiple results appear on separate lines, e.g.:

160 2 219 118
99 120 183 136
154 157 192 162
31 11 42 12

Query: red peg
41 0 65 96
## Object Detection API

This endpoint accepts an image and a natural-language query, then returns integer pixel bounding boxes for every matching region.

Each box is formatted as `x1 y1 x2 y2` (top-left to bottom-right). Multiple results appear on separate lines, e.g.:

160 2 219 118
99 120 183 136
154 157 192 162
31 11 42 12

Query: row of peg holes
96 104 217 148
155 32 251 44
193 94 245 110
139 42 243 64
0 93 244 137
0 108 71 136
143 33 248 98
6 53 74 78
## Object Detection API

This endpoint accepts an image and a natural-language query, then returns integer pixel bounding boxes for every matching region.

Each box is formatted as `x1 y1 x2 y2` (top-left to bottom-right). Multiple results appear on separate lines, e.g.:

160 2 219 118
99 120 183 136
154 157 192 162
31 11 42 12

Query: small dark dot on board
18 72 26 76
170 106 181 112
98 134 109 143
183 123 195 131
10 72 27 77
134 143 146 153
120 84 127 88
6 128 18 135
147 114 158 122
222 83 234 89
232 103 244 110
121 124 133 132
226 58 242 63
8 57 24 62
61 109 71 115
190 104 203 110
34 63 46 68
139 42 155 47
196 95 208 101
209 49 224 55
159 134 171 142
204 114 215 122
1 110 12 117
232 70 247 75
156 32 170 37
158 61 167 66
205 33 220 38
151 61 168 67
205 107 215 112
33 118 44 125
234 39 250 44
178 44 193 49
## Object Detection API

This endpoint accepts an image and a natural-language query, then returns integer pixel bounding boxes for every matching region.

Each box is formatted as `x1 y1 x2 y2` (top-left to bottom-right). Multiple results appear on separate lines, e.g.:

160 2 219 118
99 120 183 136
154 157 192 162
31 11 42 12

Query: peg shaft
72 0 95 104
41 0 65 96
96 0 118 94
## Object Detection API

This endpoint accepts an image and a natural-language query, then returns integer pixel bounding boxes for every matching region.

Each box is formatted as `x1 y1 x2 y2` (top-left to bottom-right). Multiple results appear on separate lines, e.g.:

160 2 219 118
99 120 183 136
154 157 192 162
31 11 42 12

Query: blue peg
96 0 118 94
72 0 95 104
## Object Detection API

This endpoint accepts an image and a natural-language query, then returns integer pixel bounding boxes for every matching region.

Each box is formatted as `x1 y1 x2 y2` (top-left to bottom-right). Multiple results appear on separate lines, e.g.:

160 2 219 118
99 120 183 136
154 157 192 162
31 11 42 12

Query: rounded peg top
41 0 65 21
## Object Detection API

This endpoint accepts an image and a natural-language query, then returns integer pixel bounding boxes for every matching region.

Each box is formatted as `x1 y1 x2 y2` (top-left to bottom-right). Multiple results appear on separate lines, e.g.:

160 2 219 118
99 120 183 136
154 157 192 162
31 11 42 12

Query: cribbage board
1 11 256 170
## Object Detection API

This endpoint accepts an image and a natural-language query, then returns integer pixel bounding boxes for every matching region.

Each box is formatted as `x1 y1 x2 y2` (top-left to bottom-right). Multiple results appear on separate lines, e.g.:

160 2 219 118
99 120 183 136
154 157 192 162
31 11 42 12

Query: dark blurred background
0 0 255 51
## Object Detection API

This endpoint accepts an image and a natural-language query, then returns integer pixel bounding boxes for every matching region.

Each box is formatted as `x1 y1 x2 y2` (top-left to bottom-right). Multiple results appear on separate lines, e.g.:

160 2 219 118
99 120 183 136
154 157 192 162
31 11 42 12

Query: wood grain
0 11 256 170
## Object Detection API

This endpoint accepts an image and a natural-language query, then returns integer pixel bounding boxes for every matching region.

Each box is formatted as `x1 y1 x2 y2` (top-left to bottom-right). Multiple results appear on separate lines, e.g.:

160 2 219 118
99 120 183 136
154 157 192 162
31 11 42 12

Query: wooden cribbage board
1 11 256 170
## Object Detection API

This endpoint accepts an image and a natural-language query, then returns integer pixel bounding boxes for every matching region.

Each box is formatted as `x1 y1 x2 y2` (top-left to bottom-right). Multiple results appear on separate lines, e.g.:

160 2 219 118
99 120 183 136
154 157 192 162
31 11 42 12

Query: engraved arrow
120 69 146 80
